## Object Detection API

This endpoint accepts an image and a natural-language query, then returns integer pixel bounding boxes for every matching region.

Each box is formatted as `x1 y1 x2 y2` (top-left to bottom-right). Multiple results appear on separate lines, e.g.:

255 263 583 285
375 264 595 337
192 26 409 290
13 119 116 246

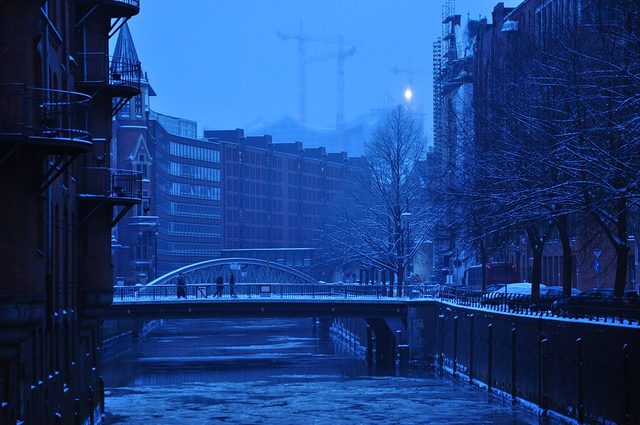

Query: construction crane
278 19 356 144
391 62 427 107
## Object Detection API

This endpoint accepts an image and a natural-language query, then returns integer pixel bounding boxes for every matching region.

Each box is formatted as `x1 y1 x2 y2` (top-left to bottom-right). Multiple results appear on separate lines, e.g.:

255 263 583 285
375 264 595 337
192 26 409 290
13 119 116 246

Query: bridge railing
113 283 433 301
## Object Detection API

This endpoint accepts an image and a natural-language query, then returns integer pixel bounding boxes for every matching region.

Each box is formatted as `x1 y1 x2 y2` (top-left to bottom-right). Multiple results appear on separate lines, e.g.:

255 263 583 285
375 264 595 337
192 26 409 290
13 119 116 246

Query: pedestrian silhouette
177 273 186 299
229 272 236 298
216 275 224 297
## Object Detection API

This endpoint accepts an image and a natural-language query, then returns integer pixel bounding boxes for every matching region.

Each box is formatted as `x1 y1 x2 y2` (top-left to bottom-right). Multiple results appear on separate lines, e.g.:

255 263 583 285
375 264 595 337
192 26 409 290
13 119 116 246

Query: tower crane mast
278 19 356 145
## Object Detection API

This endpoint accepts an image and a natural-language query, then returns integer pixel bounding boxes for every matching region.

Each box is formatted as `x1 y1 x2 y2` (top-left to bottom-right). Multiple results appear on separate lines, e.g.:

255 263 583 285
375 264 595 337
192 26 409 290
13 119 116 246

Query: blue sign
594 261 600 271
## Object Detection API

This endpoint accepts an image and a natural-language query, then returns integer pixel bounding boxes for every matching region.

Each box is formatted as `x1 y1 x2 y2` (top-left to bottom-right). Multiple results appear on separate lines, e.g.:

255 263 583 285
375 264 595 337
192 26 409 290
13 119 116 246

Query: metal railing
110 0 140 8
78 0 140 10
78 167 142 199
113 283 430 302
76 53 141 90
439 286 640 324
0 83 91 140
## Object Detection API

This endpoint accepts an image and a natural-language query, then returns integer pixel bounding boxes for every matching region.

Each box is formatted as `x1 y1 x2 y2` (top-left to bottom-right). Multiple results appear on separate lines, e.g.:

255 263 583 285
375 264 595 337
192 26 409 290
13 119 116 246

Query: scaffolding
432 38 442 148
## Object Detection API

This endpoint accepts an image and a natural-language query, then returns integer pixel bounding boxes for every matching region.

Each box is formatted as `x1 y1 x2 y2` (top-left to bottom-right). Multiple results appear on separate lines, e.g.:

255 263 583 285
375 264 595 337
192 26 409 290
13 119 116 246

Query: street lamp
401 212 412 282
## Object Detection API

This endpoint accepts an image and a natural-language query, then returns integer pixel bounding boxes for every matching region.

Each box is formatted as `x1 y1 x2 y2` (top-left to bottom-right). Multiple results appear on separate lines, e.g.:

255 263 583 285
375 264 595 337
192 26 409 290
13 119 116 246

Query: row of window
157 175 221 200
157 241 221 256
155 114 198 138
228 163 345 183
534 0 621 45
156 197 221 219
226 226 280 241
157 156 221 182
159 221 221 238
225 177 342 197
156 135 220 163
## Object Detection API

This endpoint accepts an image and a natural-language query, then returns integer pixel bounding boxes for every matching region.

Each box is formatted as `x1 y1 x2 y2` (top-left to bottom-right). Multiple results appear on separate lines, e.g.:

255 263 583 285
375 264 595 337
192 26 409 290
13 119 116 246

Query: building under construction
432 0 480 283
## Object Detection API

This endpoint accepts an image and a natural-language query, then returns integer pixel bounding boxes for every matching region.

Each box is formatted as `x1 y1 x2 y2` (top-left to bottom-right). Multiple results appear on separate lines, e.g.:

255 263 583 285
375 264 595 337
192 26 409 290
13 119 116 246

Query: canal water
103 318 540 424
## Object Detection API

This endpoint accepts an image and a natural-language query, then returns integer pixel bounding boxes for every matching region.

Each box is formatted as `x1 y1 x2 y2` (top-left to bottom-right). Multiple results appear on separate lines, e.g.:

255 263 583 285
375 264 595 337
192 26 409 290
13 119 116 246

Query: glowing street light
404 88 413 103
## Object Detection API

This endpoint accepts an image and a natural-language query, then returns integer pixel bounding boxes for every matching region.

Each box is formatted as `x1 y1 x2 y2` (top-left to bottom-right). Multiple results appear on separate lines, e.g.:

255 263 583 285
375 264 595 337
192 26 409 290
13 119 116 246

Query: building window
121 100 131 117
135 95 142 117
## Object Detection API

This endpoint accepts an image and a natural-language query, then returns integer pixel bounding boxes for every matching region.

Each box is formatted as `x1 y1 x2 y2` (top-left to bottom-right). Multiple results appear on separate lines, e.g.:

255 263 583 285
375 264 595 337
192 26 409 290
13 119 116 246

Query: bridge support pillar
366 318 404 367
366 326 373 363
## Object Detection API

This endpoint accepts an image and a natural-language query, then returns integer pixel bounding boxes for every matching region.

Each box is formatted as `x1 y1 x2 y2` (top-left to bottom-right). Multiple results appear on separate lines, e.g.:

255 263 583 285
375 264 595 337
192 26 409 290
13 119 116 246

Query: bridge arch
147 258 318 286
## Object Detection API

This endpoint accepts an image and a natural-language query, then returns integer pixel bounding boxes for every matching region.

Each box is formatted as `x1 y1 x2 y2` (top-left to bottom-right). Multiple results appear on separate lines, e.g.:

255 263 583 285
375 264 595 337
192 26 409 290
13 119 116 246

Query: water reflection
103 318 538 424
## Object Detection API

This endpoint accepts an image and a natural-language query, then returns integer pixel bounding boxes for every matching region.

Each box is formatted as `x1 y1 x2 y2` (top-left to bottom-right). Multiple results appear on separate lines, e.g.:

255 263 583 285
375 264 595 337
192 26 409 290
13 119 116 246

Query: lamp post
401 212 412 291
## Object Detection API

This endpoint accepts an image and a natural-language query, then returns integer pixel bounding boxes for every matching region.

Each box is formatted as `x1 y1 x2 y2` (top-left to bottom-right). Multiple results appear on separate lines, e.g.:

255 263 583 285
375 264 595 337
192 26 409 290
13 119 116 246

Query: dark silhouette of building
0 1 142 423
433 0 639 291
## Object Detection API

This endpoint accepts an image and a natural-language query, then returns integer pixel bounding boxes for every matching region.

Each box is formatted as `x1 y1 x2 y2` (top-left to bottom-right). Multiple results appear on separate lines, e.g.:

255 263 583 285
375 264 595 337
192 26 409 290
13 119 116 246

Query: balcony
0 83 92 154
77 0 140 18
78 167 142 202
75 53 141 97
77 167 142 226
76 0 140 39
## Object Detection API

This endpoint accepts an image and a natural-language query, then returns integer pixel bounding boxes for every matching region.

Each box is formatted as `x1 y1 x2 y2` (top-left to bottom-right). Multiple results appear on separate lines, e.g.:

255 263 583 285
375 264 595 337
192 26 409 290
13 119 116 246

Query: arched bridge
147 257 318 286
108 256 437 326
107 271 438 366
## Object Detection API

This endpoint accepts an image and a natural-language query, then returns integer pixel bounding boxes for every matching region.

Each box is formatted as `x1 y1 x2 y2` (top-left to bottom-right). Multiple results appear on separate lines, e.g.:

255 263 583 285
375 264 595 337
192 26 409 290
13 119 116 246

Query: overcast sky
125 1 515 139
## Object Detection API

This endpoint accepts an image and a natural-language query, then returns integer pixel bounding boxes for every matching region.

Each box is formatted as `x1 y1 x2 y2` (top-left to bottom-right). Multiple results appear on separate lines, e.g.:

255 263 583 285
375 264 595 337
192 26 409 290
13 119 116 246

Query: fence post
487 323 493 392
576 338 584 424
539 335 549 415
511 327 517 401
623 344 630 425
453 316 458 374
468 314 474 383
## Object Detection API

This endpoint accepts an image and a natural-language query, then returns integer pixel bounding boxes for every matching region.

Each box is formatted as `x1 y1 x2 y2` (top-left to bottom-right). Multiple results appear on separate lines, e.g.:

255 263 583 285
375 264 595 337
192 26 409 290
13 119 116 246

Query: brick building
435 0 639 292
112 44 223 280
0 1 142 423
111 28 362 283
204 130 356 279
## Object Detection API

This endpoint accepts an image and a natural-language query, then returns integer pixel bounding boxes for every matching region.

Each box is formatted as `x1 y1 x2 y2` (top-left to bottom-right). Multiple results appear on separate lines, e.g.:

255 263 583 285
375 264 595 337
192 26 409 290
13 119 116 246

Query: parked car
541 286 581 297
485 284 506 293
529 286 581 311
482 283 547 306
551 288 640 316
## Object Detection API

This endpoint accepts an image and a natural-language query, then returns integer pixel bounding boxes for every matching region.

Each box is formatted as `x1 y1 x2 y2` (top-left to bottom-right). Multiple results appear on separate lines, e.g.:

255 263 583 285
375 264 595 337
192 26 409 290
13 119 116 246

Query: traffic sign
593 250 602 260
594 261 600 271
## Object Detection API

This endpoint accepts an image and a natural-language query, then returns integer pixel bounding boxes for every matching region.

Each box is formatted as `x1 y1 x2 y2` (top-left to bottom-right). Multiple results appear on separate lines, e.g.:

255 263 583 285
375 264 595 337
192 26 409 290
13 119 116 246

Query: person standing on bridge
215 275 224 298
177 273 187 299
229 272 236 298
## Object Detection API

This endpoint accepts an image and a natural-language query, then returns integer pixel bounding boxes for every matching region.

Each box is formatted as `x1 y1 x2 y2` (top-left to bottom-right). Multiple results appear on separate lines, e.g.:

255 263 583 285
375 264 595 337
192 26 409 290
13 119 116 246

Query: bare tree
324 106 435 296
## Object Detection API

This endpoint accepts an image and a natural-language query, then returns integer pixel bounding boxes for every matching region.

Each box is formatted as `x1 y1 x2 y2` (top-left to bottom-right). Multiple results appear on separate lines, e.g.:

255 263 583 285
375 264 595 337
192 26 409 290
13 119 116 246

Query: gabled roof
128 134 152 162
